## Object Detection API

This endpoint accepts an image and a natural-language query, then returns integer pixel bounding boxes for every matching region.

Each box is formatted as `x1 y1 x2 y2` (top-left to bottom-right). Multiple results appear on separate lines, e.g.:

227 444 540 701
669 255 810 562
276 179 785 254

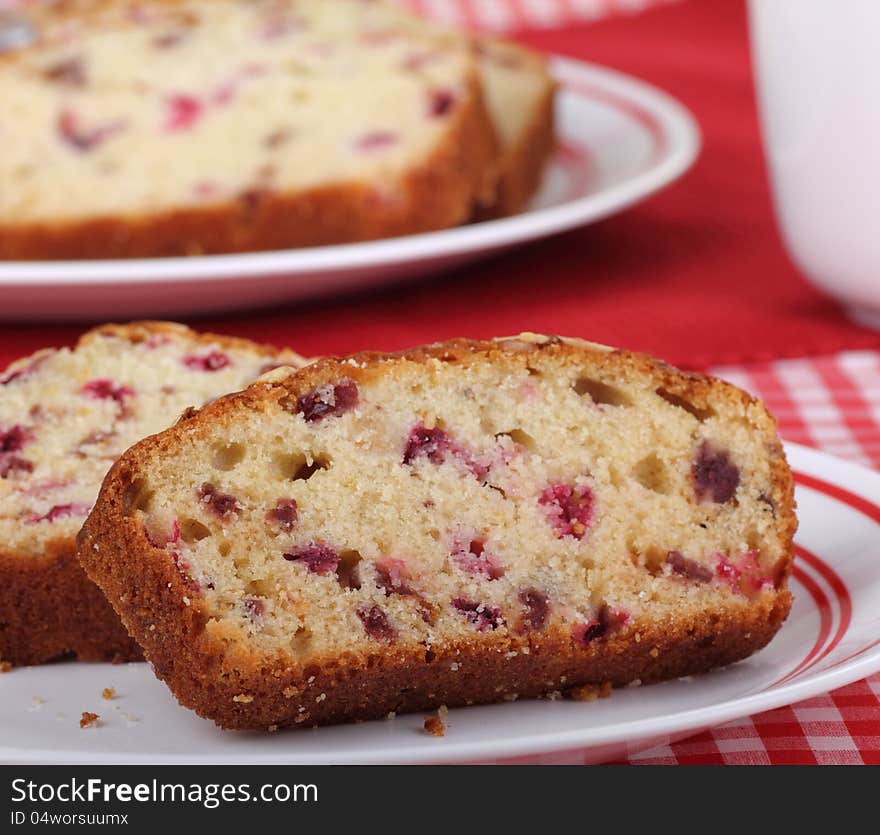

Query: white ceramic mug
748 0 880 328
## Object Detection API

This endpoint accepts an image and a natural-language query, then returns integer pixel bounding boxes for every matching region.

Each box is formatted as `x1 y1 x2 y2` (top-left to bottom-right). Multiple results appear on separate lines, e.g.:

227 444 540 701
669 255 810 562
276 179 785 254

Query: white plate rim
0 54 701 286
1 441 879 765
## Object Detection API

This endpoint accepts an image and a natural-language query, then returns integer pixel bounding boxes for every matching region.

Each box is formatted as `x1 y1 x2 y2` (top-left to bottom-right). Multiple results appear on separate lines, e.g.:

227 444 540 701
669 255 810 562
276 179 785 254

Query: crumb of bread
0 661 12 673
80 712 100 728
268 724 278 733
101 687 116 700
424 707 447 737
233 694 254 703
565 681 613 702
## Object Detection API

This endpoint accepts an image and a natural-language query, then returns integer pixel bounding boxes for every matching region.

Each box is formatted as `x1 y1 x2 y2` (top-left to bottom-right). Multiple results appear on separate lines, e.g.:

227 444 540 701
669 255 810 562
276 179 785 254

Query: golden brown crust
0 321 302 666
0 541 142 666
78 335 796 729
474 74 557 220
0 72 498 260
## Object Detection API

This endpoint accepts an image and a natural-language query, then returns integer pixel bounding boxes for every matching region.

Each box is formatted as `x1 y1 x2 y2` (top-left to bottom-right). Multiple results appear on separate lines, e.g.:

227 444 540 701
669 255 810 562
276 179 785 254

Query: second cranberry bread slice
0 0 497 259
0 321 304 666
78 335 795 730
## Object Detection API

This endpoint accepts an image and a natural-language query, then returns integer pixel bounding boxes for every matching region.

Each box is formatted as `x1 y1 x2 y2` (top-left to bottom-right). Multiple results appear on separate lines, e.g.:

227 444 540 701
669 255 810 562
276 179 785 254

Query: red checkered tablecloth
2 0 878 766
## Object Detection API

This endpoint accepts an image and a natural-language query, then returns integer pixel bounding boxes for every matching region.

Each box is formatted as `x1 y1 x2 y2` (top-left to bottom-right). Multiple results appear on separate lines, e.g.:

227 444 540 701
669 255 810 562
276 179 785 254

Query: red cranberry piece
355 131 399 152
402 423 487 479
518 589 550 632
451 537 505 580
0 351 55 386
198 482 240 519
266 498 298 532
0 424 32 453
182 350 231 372
693 441 740 503
572 605 629 646
283 543 339 575
1 354 49 386
714 551 771 596
429 89 455 117
714 554 741 592
44 57 86 86
29 503 91 524
57 109 125 152
0 456 33 478
1 425 35 478
403 423 452 466
572 619 605 645
295 379 359 422
539 481 595 539
357 605 396 642
452 598 503 632
164 94 203 131
82 379 135 405
665 550 713 583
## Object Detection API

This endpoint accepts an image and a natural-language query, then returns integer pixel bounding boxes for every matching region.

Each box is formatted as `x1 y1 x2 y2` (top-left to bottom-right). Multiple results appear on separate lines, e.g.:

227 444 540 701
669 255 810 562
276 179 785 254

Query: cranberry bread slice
474 38 557 219
0 321 304 666
78 335 795 730
0 0 497 259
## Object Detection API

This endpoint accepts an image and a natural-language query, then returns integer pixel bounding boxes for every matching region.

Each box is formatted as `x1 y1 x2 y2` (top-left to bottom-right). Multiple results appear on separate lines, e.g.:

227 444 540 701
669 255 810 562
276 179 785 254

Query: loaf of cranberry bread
78 335 795 730
0 0 497 259
474 38 556 219
0 322 304 665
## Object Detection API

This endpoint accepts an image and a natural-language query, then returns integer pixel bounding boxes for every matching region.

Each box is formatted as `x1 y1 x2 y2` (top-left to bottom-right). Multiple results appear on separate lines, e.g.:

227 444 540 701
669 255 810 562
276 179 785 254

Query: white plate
0 56 700 321
2 441 879 765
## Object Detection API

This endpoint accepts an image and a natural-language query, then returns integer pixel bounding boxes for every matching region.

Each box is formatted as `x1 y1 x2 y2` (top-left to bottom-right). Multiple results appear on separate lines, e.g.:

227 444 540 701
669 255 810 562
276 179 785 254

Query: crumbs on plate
423 704 449 737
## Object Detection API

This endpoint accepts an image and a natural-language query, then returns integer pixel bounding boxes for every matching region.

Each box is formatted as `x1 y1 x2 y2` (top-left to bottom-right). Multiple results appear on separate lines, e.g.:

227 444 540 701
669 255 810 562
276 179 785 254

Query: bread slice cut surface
78 335 796 729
